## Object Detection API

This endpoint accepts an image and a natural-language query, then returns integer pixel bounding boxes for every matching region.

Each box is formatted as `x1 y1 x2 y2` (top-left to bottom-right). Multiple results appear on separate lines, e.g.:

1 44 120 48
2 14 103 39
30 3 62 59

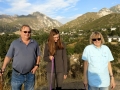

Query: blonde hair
90 31 105 44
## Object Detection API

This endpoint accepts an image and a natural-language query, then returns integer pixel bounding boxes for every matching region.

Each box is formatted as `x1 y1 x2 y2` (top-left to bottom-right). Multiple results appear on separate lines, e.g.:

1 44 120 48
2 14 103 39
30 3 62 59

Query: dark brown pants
47 73 63 90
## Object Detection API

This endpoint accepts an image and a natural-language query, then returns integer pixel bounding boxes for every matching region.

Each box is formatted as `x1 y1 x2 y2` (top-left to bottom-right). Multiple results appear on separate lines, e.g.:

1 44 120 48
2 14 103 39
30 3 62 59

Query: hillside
80 13 120 30
59 13 120 32
0 12 62 33
59 12 100 31
0 4 120 33
59 4 120 32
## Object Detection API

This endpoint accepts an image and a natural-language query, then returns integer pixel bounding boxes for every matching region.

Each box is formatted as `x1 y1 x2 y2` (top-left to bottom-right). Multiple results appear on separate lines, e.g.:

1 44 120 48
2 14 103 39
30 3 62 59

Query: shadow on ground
36 80 120 90
36 81 86 90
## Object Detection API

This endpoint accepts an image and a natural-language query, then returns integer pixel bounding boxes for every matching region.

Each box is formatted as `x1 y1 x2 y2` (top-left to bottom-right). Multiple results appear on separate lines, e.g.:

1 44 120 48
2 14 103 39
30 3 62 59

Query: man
1 25 40 90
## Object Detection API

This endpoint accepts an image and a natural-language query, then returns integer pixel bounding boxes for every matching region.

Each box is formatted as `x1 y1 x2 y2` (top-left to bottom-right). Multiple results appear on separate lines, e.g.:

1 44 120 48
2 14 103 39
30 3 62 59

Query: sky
0 0 120 24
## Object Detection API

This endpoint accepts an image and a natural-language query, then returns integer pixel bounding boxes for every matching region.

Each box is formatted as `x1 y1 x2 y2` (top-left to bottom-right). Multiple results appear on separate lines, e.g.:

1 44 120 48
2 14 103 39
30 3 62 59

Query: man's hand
0 69 4 76
31 66 38 74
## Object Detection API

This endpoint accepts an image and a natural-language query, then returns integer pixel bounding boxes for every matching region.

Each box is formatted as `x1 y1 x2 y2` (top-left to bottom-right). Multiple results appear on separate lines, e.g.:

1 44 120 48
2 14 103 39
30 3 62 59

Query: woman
82 32 115 90
44 29 67 90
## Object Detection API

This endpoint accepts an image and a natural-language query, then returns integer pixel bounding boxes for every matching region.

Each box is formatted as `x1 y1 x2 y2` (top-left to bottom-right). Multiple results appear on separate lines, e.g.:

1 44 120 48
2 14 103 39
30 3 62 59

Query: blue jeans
11 69 35 90
88 85 109 90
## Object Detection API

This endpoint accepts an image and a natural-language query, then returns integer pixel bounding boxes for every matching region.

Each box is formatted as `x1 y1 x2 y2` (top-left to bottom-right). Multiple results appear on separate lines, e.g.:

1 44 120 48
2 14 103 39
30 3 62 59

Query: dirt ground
36 80 120 90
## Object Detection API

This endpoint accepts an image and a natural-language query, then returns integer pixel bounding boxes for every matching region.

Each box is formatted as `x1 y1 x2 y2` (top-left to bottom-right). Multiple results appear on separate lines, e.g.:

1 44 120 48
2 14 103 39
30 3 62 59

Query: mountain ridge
0 11 62 33
59 4 120 31
1 4 120 33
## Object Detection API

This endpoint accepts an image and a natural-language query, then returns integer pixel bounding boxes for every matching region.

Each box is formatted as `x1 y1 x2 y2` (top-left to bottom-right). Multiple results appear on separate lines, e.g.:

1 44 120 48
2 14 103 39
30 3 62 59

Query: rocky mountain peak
0 11 62 32
97 8 113 17
110 4 120 13
32 11 45 17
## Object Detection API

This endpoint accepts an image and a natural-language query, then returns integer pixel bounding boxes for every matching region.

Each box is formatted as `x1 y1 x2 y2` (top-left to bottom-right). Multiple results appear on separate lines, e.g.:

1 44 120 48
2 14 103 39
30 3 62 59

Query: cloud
3 0 79 15
30 0 80 16
54 14 82 24
1 0 80 23
92 7 98 10
5 0 31 15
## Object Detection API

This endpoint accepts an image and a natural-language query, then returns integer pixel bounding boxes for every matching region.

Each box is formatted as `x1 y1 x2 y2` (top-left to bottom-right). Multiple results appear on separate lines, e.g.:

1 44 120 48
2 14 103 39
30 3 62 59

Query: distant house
108 35 120 42
78 30 83 31
78 33 82 36
0 32 5 35
118 38 120 42
110 28 116 31
108 37 112 42
101 28 107 31
61 31 64 34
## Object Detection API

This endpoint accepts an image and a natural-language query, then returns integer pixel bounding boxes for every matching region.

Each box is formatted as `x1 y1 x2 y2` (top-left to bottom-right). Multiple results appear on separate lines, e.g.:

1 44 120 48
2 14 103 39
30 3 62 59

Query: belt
13 68 30 75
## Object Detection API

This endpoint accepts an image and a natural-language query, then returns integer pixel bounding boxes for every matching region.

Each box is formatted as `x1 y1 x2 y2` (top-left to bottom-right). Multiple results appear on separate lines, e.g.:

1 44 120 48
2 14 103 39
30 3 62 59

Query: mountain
59 4 120 31
110 4 120 13
97 8 113 17
59 12 99 31
97 4 120 17
0 12 62 33
80 13 120 30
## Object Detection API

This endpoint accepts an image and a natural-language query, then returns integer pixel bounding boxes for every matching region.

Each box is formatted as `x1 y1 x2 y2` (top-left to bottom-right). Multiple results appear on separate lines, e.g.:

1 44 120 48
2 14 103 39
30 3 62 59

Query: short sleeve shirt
82 44 114 87
6 38 40 74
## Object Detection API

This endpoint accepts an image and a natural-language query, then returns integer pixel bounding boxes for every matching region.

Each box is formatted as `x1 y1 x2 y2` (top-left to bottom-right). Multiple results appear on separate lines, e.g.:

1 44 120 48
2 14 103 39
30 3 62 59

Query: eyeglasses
92 38 101 41
23 31 31 34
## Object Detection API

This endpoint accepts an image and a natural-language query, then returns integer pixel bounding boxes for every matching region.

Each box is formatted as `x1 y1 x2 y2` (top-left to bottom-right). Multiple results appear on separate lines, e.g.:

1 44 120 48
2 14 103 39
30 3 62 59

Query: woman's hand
83 61 88 89
49 56 54 61
110 77 116 90
64 75 67 79
108 62 116 90
83 78 88 89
